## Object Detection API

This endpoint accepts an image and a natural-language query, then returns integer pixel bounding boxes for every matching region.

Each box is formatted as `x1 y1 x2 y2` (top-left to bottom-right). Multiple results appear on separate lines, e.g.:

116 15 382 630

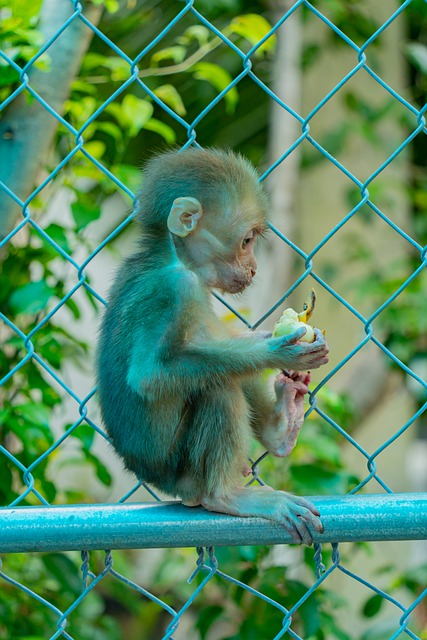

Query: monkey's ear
167 197 203 237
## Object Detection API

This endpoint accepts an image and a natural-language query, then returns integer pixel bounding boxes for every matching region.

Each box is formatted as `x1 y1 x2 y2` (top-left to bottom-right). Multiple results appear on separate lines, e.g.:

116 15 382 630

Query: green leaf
0 461 15 503
193 62 238 114
104 101 126 125
71 194 102 231
105 57 131 81
70 79 97 95
64 96 97 123
400 564 427 591
83 140 106 160
72 162 103 182
87 452 113 486
15 403 50 428
44 223 71 253
121 95 154 137
362 594 384 618
81 52 110 70
50 325 89 352
301 594 321 636
229 14 276 56
142 118 176 144
92 0 120 13
151 45 187 66
0 65 20 87
27 367 61 407
37 335 63 369
178 25 210 47
9 280 55 315
95 121 123 143
406 42 427 74
64 296 81 320
154 84 186 115
299 431 342 466
290 464 349 494
70 424 96 452
5 1 43 21
7 421 54 455
42 553 82 595
0 16 21 35
0 407 11 423
111 163 141 194
195 604 224 639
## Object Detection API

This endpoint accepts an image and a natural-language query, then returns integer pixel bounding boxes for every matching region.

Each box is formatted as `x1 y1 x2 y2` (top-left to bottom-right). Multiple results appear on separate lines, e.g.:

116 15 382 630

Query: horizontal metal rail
1 493 427 553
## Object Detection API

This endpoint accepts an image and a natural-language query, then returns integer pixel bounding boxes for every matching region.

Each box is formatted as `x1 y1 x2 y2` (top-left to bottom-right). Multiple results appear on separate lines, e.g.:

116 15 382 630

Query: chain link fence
1 0 427 638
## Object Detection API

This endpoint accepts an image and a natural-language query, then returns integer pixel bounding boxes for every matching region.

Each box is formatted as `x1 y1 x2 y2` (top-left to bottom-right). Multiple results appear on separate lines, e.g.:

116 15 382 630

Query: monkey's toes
284 511 318 545
275 495 322 545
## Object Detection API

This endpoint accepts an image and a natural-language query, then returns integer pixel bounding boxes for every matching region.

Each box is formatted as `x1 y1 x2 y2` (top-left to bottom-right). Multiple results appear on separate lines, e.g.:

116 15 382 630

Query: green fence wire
1 0 427 638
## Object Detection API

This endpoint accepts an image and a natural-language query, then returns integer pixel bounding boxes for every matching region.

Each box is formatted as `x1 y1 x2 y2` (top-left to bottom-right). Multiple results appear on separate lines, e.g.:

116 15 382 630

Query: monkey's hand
268 327 329 371
260 371 310 457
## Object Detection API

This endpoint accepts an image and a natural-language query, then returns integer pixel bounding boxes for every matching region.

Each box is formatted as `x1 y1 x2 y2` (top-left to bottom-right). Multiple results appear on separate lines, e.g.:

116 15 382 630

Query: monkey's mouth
225 276 254 294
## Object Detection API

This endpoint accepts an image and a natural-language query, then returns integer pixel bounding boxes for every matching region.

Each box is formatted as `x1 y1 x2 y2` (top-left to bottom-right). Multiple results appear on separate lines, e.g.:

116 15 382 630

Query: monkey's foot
182 498 202 507
201 487 322 545
261 371 310 457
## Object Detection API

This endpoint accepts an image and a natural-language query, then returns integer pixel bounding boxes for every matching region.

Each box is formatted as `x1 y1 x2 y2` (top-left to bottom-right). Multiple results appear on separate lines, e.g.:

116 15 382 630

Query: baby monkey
96 148 329 544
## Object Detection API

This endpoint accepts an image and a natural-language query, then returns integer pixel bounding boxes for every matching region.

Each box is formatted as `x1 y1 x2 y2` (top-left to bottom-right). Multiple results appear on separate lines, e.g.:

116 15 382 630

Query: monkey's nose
250 268 256 278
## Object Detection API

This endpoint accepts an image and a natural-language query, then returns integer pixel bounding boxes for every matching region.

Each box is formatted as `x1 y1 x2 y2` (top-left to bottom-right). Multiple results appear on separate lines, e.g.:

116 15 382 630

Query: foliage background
0 0 426 638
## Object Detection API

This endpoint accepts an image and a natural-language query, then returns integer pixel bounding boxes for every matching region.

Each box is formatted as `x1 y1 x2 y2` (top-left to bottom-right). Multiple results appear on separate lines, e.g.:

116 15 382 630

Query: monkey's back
96 254 226 496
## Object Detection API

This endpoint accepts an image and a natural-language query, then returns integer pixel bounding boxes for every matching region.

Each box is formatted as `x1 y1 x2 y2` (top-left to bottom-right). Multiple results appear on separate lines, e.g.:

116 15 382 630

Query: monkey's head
137 148 269 294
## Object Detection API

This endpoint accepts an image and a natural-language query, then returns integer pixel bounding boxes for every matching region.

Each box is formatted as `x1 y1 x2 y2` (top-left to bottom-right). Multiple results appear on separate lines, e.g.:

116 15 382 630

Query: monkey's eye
242 231 255 249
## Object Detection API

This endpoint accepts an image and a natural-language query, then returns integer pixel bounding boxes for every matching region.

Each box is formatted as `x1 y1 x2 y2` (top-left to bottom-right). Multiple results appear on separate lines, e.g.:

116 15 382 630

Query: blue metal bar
1 494 427 553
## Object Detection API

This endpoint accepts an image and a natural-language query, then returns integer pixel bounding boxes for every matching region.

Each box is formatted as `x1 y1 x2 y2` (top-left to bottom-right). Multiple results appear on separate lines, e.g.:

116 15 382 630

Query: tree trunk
0 0 103 240
249 0 302 321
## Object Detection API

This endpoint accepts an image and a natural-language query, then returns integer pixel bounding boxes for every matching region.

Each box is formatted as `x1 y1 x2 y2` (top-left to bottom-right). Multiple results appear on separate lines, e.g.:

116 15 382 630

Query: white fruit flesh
273 308 315 343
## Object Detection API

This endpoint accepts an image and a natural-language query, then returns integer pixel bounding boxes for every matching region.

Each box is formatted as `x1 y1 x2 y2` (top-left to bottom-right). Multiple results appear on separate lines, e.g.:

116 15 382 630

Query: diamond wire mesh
0 0 427 638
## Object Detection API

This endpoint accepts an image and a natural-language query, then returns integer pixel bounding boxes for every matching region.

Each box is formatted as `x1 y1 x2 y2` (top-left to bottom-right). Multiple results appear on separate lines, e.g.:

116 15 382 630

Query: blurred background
1 0 426 638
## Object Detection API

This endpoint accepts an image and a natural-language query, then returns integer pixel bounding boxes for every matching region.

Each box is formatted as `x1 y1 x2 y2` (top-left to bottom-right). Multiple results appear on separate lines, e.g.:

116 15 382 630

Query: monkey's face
167 194 266 294
183 224 260 294
215 228 259 293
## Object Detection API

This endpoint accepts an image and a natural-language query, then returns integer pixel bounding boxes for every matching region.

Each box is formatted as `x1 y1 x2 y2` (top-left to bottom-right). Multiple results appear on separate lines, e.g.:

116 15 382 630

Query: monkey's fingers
312 327 329 350
283 515 306 545
280 498 323 545
290 516 313 546
274 376 309 407
301 371 311 386
274 326 307 345
291 381 310 395
314 327 325 339
288 370 311 385
290 494 321 518
297 332 329 369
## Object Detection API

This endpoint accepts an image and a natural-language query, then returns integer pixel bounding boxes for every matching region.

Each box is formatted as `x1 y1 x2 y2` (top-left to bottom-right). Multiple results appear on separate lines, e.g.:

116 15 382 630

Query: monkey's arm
178 327 326 374
128 326 327 397
126 270 327 394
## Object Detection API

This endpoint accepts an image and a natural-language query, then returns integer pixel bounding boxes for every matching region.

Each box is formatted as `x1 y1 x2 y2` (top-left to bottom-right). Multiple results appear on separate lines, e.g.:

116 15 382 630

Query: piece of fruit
273 289 317 343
